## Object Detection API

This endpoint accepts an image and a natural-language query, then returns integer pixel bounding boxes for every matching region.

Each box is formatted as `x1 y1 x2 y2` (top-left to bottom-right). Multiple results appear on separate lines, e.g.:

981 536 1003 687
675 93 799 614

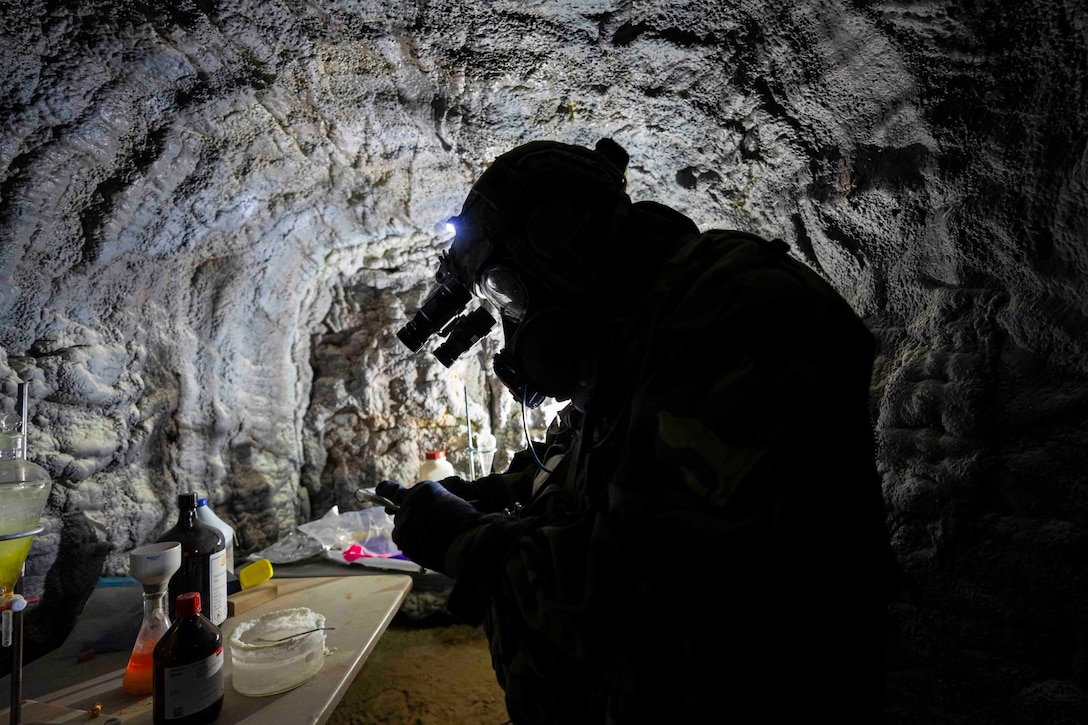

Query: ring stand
1 383 50 725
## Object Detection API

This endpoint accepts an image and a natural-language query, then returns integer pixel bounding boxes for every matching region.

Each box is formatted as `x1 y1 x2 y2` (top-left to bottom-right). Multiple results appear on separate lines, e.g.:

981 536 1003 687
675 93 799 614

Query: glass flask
124 541 181 697
123 586 171 696
0 429 51 599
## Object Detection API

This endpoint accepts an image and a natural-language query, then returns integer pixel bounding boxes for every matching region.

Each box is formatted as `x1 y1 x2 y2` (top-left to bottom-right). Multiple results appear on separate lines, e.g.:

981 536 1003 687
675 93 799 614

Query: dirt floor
327 621 510 724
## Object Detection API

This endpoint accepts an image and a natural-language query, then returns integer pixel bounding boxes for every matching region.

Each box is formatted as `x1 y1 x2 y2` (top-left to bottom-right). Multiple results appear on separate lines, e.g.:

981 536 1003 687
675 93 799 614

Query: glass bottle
158 493 228 626
196 498 235 574
123 541 180 698
153 592 224 725
418 450 456 484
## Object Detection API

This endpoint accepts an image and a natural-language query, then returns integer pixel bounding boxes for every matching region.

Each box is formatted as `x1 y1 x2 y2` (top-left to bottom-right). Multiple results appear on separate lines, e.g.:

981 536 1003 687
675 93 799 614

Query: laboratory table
1 573 413 724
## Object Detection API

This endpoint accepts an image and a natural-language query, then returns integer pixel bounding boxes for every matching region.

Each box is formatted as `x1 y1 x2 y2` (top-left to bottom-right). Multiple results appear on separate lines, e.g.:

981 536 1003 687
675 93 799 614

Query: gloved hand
432 474 518 514
375 479 483 574
434 476 483 502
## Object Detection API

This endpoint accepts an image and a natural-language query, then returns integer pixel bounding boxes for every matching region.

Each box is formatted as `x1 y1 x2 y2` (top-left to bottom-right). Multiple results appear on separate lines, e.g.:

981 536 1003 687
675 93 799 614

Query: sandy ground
327 622 510 724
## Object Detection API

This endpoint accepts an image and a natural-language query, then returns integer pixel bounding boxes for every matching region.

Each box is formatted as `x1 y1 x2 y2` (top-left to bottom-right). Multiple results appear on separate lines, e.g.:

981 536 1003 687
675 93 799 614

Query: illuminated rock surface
0 1 1085 721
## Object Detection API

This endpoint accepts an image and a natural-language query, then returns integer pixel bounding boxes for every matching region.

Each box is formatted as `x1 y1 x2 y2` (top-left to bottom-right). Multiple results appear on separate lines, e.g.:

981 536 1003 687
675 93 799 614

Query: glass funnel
123 542 181 697
0 431 51 599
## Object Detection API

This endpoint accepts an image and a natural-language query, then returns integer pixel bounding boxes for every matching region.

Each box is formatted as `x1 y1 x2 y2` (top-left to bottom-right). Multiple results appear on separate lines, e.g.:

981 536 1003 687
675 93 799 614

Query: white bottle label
162 648 224 720
209 551 228 625
196 506 235 574
224 538 235 574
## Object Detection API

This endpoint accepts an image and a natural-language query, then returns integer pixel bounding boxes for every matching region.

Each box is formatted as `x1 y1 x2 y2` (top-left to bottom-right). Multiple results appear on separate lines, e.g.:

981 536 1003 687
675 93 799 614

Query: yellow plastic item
238 558 274 589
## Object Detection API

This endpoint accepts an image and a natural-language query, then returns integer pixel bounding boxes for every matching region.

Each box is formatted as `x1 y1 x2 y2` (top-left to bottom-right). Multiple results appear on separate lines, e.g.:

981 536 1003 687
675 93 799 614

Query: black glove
431 474 517 514
375 479 483 574
374 479 409 512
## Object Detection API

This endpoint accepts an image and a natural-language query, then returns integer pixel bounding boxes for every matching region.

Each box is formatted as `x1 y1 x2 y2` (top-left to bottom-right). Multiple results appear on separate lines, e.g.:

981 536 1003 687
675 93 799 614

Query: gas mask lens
478 265 527 321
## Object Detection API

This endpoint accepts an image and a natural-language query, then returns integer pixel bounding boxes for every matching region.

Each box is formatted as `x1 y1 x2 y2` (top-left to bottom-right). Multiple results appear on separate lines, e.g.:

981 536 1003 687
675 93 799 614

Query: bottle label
209 551 228 625
162 648 224 719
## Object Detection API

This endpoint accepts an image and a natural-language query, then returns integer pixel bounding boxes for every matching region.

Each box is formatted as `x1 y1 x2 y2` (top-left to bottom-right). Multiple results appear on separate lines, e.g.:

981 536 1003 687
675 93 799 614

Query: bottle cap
176 591 202 617
198 498 209 507
238 558 274 589
425 451 446 460
177 492 198 509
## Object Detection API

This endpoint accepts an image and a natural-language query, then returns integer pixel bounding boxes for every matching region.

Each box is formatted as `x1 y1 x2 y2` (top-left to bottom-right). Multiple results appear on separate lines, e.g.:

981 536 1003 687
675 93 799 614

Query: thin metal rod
10 606 22 725
17 383 28 459
463 385 475 480
11 383 31 724
8 564 26 725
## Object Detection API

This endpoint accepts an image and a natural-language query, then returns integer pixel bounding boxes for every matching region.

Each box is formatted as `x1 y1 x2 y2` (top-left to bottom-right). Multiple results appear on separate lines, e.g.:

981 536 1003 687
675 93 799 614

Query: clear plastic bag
299 505 421 572
246 504 421 572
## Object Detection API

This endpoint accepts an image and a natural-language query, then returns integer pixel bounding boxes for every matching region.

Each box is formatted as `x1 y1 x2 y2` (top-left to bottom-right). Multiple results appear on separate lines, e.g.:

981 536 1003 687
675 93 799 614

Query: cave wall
1 0 1086 721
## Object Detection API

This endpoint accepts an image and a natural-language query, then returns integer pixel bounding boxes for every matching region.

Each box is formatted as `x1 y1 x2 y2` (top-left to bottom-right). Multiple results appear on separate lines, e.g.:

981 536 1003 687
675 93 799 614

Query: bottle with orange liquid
123 585 171 696
123 542 181 697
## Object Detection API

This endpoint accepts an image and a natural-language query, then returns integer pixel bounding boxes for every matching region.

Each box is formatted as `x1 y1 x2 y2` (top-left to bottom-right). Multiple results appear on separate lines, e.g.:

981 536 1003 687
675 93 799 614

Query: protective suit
380 139 899 723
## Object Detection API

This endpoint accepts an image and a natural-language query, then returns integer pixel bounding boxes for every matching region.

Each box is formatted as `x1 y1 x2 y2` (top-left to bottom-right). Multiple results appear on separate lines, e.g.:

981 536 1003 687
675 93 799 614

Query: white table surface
1 574 413 724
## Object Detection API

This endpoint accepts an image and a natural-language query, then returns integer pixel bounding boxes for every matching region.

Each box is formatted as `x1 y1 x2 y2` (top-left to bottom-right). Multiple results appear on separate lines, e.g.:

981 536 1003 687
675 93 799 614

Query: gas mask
482 263 589 407
395 255 574 407
395 138 631 407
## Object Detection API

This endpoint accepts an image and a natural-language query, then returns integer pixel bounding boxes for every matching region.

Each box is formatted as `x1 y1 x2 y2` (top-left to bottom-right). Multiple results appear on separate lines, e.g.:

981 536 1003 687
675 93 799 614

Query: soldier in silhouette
379 138 899 723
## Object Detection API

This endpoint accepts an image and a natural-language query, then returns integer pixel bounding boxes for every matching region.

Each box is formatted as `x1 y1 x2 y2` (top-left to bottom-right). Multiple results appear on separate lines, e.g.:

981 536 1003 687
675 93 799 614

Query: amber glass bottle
152 592 224 725
158 493 228 625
